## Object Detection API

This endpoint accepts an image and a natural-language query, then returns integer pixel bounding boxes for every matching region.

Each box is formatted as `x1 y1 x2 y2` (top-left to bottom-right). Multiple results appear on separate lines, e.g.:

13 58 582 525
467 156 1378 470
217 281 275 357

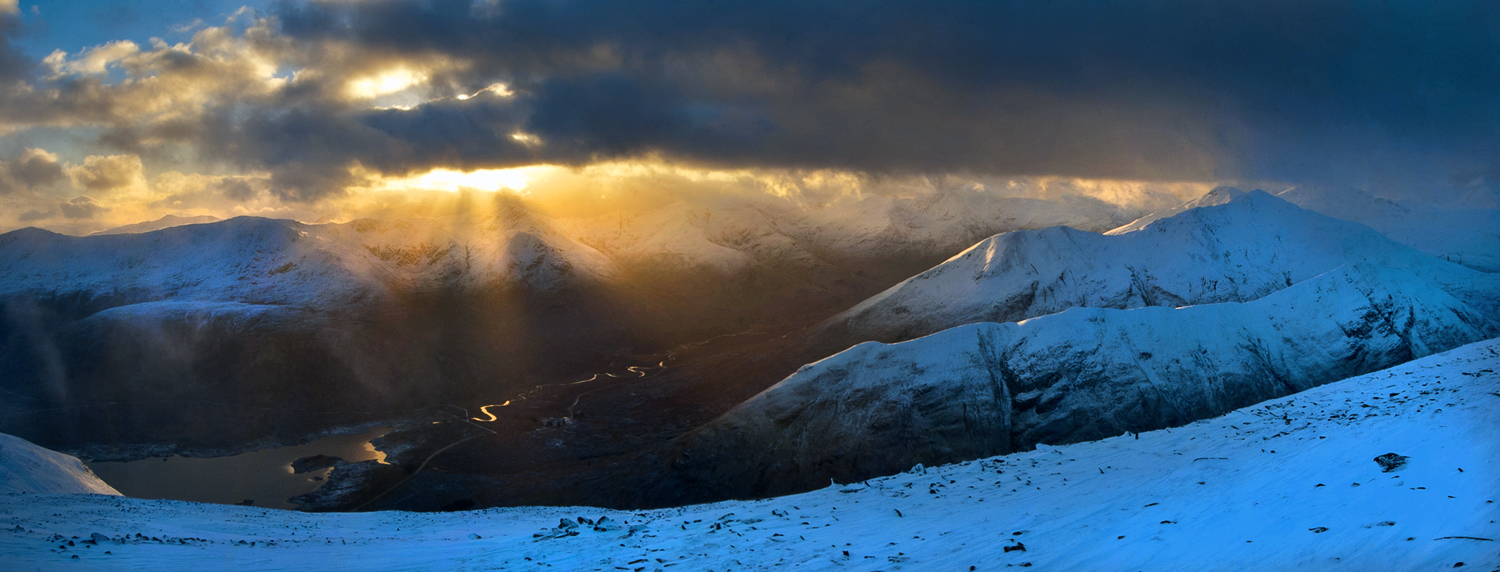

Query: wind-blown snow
2 340 1496 570
0 433 118 496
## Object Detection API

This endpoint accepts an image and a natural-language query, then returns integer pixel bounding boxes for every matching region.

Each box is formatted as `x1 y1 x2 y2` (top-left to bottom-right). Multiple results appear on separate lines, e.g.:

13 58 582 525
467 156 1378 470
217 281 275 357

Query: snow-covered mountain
0 206 636 455
0 192 1133 457
820 189 1472 349
91 215 223 236
0 432 119 496
3 339 1495 570
1 218 395 310
1 207 620 311
658 263 1500 499
1273 185 1500 272
1104 185 1247 235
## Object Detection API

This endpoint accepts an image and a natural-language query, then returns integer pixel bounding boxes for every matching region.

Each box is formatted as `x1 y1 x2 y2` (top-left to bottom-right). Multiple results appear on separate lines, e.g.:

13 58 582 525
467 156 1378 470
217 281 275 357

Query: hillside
653 263 1500 501
1 338 1494 570
0 433 119 496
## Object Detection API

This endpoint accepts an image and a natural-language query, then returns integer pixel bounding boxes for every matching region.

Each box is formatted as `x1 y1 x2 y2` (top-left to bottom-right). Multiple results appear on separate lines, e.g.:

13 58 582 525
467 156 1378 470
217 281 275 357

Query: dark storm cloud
59 195 105 219
11 1 1489 202
197 90 541 200
255 0 1500 199
0 148 64 195
0 9 32 82
217 177 254 201
12 148 65 187
17 208 52 222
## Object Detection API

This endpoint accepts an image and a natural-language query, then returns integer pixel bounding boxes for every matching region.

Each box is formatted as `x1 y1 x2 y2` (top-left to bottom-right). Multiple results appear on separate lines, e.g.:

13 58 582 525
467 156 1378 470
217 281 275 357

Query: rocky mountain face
595 190 1500 505
691 189 1488 435
650 263 1500 503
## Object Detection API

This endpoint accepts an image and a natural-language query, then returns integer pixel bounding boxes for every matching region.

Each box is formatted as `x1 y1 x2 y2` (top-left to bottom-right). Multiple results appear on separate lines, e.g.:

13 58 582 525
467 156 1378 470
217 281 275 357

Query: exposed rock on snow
0 433 119 495
660 263 1500 499
1374 453 1410 473
1 339 1496 570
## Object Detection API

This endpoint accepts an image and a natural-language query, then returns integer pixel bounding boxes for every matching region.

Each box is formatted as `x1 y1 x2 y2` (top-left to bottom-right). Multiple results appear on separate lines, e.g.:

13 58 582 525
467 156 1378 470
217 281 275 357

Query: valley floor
2 340 1499 571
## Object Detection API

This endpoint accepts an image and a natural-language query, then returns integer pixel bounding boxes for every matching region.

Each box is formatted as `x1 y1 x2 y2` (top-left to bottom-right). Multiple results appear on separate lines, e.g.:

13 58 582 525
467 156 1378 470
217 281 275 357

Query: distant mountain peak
1105 186 1273 235
1203 185 1247 200
92 214 223 236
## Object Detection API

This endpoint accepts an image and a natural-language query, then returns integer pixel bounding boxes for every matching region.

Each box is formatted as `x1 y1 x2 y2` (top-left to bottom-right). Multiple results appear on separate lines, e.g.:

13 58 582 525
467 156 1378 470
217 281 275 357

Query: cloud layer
0 0 1495 218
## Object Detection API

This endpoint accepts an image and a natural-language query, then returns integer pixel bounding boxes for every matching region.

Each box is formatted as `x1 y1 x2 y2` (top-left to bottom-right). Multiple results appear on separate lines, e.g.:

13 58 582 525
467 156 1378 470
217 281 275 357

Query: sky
0 0 1495 233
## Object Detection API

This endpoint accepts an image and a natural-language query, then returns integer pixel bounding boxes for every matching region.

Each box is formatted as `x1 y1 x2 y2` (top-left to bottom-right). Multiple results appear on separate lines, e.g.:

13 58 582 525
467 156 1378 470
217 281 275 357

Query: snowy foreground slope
0 434 118 496
2 340 1497 571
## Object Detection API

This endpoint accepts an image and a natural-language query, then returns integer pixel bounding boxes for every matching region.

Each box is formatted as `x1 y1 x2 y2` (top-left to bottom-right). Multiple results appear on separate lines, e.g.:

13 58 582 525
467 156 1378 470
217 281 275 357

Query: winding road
467 328 763 424
469 358 670 423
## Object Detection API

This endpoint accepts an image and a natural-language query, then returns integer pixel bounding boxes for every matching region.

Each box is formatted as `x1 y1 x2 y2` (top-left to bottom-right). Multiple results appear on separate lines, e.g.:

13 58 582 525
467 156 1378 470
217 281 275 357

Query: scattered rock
290 454 346 474
1309 527 1329 533
89 532 109 544
1374 453 1409 473
1004 542 1026 553
593 516 623 532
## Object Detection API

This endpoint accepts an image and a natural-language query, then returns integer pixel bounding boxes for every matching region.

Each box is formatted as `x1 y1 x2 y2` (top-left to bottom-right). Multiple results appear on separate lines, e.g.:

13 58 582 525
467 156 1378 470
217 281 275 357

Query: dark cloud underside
9 1 1500 202
261 0 1500 197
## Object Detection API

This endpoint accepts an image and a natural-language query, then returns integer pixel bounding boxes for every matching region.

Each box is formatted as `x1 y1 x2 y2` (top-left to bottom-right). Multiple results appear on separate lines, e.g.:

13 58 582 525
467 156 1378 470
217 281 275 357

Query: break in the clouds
0 0 1496 208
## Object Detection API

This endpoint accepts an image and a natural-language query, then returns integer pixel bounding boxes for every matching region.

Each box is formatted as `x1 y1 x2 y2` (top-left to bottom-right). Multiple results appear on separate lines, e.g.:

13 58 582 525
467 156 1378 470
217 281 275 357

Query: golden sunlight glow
346 67 428 99
375 166 551 193
456 83 514 101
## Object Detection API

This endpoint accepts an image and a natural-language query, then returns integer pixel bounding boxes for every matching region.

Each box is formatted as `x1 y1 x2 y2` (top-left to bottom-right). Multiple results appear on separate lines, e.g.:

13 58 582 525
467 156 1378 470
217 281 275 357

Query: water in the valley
86 427 391 510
